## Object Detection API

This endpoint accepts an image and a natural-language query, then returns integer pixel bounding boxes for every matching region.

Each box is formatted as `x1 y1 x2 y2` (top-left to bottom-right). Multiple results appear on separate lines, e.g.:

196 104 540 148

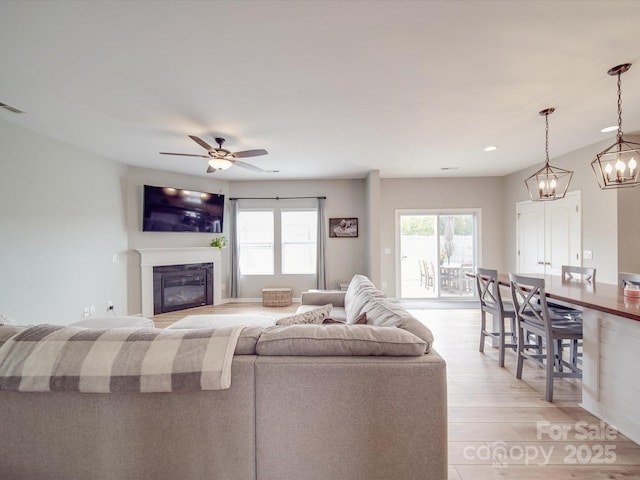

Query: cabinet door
545 193 581 275
517 201 545 273
516 191 581 275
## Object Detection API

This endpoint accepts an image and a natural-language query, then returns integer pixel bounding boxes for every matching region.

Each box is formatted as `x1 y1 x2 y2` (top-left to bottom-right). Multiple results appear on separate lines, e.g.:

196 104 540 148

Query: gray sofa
0 275 447 480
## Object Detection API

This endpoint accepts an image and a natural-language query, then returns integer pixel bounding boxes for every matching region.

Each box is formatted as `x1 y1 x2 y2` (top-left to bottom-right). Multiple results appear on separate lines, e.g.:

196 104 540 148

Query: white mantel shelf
137 247 222 317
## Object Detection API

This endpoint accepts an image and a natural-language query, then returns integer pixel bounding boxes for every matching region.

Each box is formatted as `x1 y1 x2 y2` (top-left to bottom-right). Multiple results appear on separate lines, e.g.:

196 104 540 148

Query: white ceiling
2 0 640 181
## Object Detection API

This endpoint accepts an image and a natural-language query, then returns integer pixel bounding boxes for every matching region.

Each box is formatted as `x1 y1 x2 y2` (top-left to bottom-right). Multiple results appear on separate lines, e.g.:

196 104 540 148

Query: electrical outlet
221 284 226 291
83 306 90 317
107 300 114 311
90 305 95 315
382 281 388 288
583 250 593 260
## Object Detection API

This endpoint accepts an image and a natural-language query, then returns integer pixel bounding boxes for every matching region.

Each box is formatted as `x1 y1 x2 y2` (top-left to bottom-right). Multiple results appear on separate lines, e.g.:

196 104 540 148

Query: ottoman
166 314 276 330
70 316 155 328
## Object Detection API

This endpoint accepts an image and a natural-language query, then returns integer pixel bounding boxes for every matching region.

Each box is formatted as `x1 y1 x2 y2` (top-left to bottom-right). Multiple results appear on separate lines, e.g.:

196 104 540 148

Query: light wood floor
152 304 640 479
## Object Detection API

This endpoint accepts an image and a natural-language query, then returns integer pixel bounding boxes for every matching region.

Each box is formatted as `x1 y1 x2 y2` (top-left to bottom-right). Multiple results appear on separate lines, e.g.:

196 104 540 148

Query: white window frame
281 208 317 275
238 209 275 276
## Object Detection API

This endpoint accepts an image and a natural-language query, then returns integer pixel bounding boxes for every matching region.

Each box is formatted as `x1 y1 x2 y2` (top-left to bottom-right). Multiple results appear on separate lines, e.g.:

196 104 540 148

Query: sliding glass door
398 210 479 299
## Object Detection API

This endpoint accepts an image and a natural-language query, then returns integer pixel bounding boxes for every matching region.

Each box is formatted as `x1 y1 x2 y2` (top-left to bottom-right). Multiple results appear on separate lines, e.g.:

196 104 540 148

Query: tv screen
143 185 224 233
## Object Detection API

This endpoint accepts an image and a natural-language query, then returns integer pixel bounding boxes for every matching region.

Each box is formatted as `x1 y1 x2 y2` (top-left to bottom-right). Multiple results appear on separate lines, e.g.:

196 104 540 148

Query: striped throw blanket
0 324 243 393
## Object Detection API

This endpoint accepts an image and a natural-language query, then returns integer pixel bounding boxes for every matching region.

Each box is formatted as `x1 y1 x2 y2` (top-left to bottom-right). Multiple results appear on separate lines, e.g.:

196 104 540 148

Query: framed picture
329 217 358 238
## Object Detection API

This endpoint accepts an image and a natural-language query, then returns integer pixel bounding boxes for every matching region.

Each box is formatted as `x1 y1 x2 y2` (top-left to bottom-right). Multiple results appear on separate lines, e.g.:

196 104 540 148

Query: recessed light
441 167 459 171
484 145 498 152
601 125 618 133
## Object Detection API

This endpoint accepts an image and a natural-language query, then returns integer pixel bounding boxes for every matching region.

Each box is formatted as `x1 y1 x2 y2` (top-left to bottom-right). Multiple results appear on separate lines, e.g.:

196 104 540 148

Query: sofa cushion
323 311 367 325
346 285 385 324
343 274 373 320
361 298 434 352
256 324 427 356
276 304 332 326
235 326 264 355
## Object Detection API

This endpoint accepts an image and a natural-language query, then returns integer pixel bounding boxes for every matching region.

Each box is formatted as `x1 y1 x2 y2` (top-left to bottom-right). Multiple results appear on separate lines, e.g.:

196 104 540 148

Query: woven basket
262 287 293 307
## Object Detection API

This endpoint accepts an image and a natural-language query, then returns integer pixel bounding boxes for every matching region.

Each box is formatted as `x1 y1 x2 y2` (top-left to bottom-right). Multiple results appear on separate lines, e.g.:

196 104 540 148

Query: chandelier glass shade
525 108 573 201
591 63 640 189
208 158 233 170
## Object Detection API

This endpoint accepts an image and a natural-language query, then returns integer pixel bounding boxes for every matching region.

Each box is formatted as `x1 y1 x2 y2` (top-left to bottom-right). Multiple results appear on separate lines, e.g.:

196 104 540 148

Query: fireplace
137 248 223 318
153 263 213 314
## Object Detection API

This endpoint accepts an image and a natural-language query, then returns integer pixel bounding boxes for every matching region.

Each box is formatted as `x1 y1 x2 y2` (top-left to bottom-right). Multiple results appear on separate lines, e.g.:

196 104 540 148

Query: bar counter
494 272 640 322
494 273 640 445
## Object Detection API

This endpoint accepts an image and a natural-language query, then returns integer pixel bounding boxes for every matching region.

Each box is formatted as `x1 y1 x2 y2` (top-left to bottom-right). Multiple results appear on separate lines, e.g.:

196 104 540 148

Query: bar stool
561 265 596 283
476 268 517 367
554 266 595 366
510 273 583 402
619 272 640 287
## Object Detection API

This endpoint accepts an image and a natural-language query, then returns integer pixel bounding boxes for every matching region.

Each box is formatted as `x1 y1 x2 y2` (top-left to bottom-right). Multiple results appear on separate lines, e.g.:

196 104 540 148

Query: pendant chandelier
525 108 573 201
591 63 640 189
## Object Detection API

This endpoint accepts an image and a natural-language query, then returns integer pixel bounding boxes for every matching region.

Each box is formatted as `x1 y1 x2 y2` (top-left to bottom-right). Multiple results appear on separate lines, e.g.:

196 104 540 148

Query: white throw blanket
0 324 243 393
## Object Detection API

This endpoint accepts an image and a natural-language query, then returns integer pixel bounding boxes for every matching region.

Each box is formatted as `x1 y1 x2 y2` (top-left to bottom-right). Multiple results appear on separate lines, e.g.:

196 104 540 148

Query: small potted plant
210 236 227 251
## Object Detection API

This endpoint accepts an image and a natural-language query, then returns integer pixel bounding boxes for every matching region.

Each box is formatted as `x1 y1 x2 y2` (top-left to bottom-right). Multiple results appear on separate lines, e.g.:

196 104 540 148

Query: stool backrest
509 273 553 337
561 265 596 283
619 272 640 287
476 268 506 316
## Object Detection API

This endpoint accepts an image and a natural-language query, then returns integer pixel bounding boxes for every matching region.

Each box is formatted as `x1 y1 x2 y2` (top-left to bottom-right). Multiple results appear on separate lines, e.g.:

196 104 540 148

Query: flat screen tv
143 185 224 233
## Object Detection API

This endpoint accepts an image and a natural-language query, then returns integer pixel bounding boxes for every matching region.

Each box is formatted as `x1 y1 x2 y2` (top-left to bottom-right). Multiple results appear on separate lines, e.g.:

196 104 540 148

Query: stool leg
479 310 487 353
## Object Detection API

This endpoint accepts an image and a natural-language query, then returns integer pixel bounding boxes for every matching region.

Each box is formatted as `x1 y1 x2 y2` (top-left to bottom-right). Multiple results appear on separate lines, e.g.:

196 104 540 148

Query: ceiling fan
160 135 277 173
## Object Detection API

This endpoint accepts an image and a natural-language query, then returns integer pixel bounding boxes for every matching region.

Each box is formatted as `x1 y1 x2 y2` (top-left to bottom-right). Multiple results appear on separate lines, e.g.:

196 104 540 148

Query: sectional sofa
0 275 447 480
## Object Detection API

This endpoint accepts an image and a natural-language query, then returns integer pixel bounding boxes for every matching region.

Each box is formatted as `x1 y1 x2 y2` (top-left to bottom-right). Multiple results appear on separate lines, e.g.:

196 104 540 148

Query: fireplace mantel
137 248 222 317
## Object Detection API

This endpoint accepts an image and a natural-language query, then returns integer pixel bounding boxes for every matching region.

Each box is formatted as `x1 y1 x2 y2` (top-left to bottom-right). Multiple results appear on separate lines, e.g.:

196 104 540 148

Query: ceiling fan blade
206 166 218 174
233 149 268 158
189 135 215 152
234 160 279 173
160 152 210 158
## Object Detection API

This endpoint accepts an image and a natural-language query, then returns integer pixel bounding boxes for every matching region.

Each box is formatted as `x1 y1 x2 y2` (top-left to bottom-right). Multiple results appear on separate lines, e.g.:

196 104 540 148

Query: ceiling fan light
208 158 233 170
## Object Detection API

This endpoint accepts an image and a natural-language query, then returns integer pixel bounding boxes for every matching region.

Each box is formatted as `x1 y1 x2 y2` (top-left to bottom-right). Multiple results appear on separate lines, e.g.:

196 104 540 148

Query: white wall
0 119 128 324
3 119 632 321
125 166 230 314
229 179 368 298
502 136 623 284
379 177 505 298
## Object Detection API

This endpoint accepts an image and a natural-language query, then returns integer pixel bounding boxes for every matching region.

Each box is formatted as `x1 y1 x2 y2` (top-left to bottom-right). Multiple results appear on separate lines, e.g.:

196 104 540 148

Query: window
238 210 274 275
281 210 317 274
